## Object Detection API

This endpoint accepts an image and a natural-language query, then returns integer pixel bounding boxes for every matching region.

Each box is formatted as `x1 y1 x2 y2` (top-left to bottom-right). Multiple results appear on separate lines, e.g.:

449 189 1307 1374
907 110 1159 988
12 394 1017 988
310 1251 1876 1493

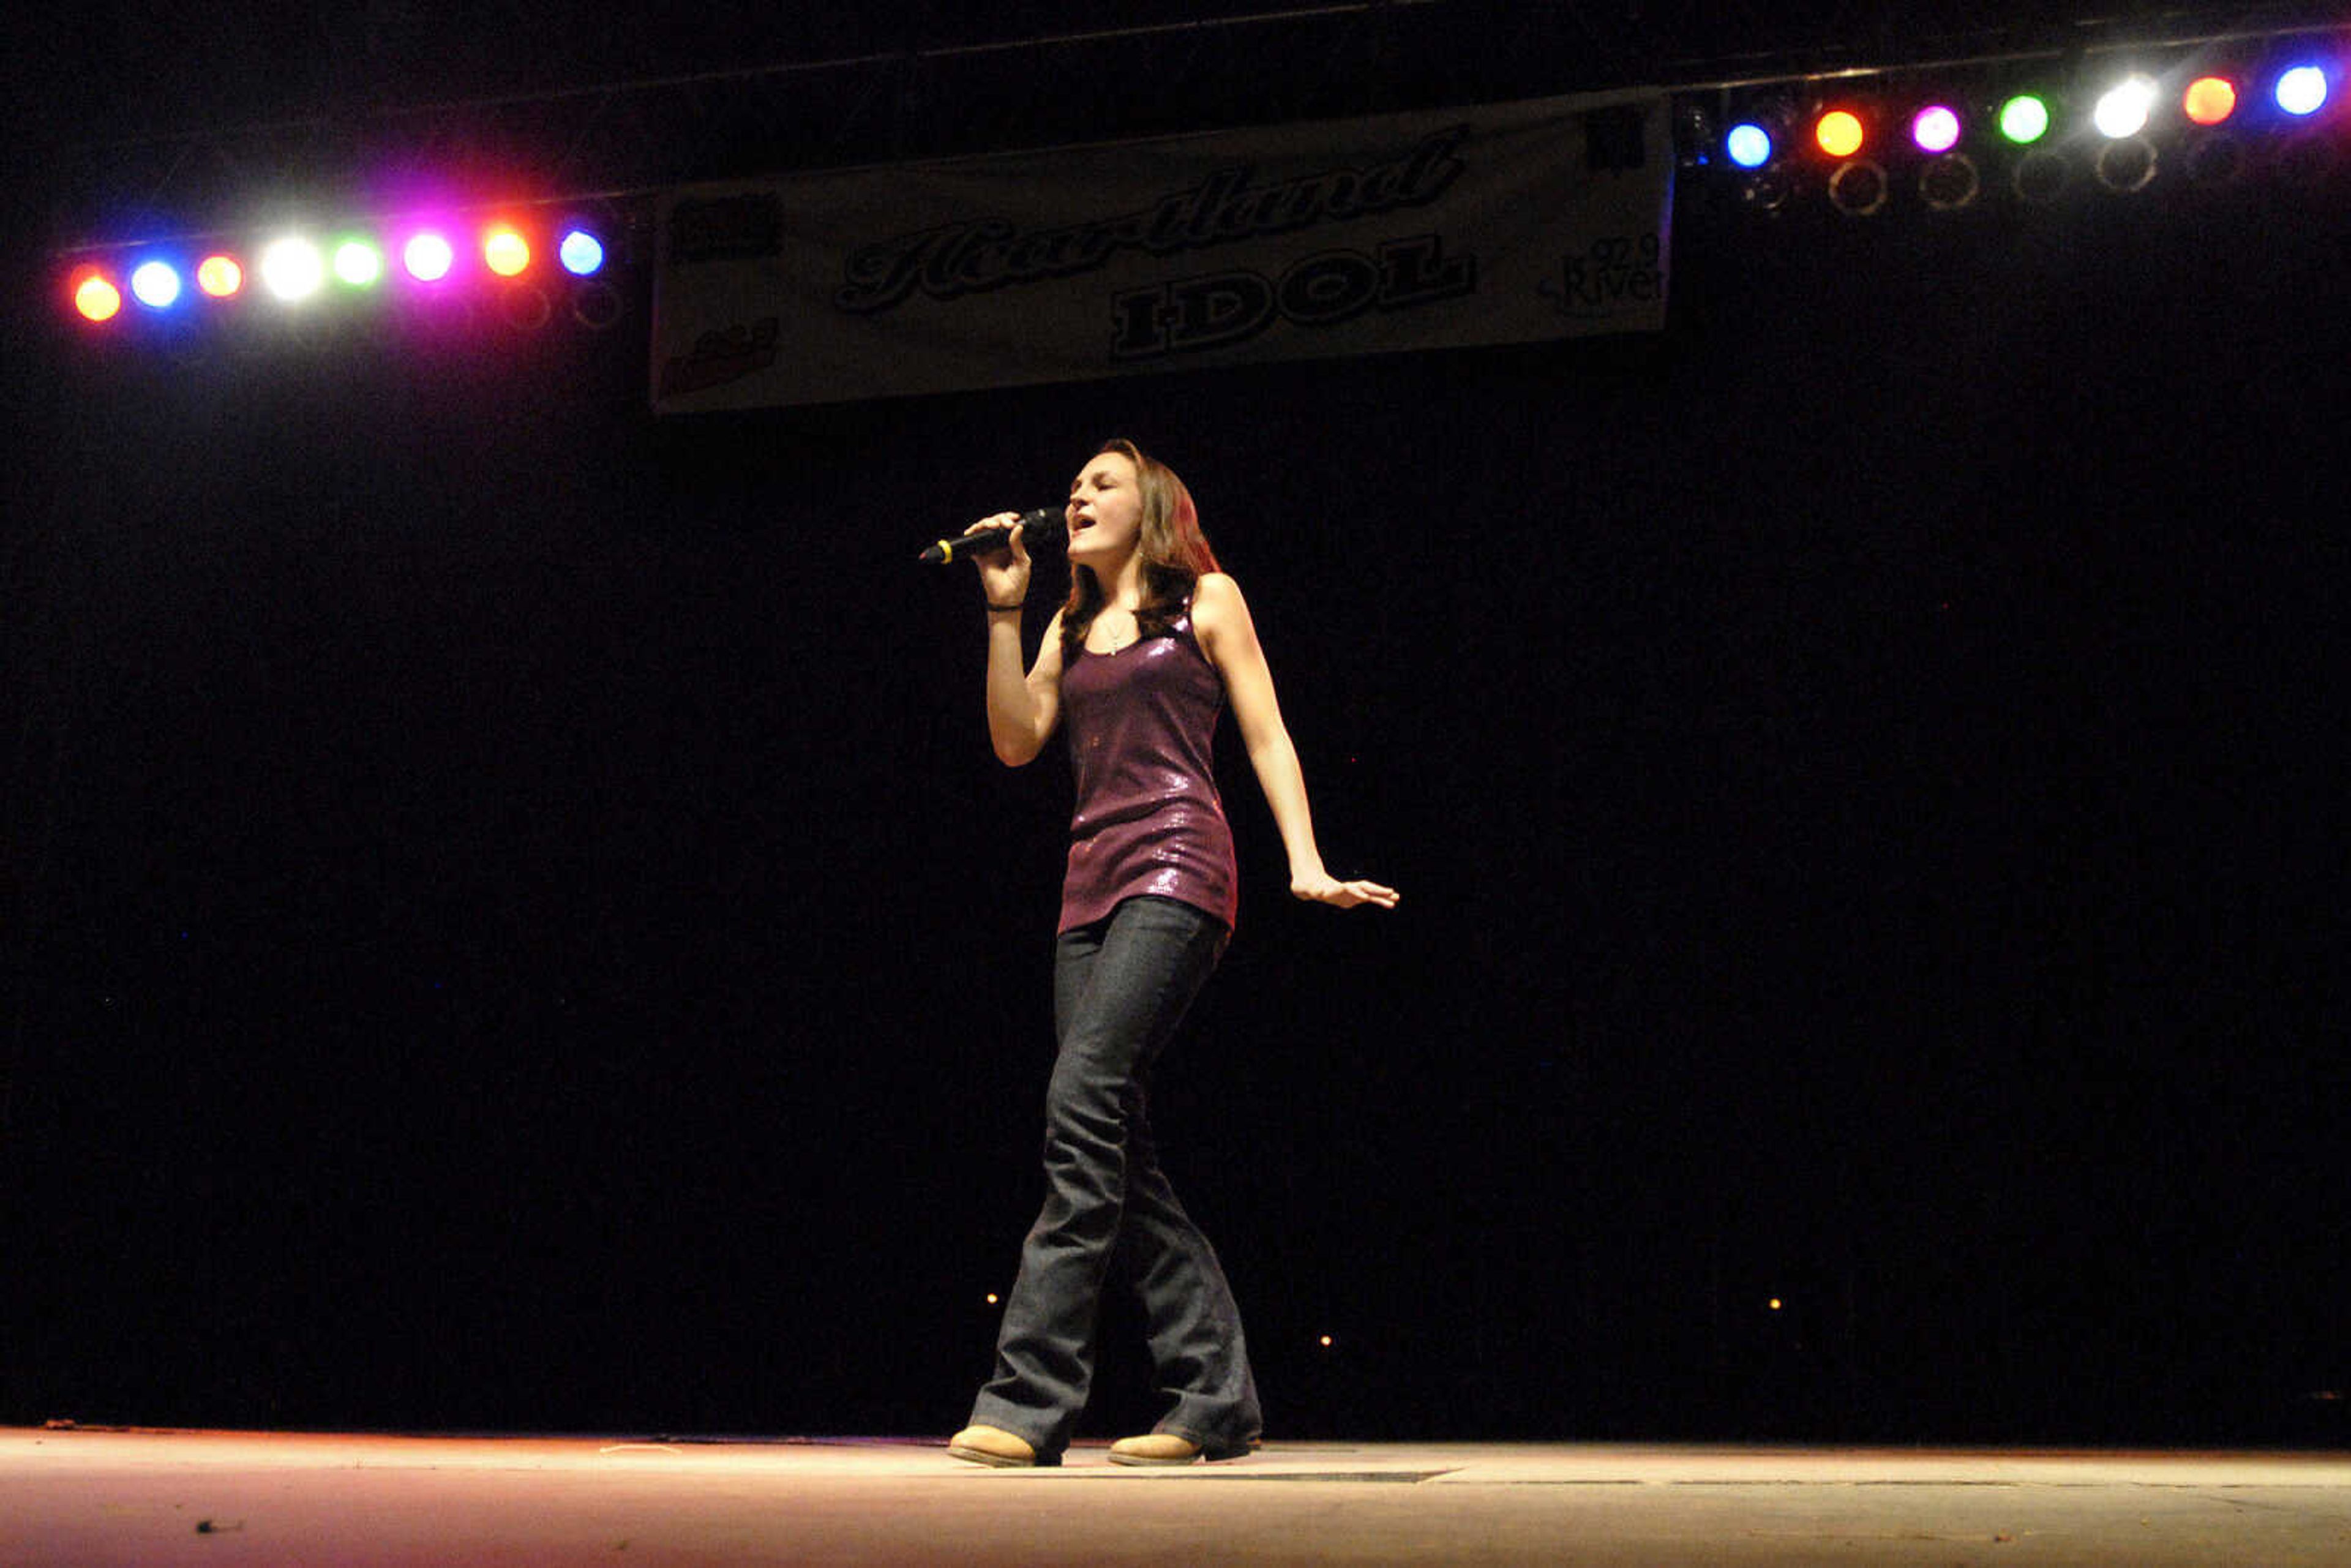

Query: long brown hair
1059 438 1221 661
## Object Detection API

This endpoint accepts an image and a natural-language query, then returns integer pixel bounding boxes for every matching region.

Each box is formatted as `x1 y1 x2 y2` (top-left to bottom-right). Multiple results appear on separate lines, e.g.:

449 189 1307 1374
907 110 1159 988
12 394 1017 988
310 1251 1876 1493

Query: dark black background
4 3 2347 1446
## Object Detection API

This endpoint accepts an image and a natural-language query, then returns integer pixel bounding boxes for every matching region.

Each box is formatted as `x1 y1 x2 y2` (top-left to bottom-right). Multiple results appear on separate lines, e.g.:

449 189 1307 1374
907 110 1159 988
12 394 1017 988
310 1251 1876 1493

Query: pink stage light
1911 105 1963 154
403 233 456 283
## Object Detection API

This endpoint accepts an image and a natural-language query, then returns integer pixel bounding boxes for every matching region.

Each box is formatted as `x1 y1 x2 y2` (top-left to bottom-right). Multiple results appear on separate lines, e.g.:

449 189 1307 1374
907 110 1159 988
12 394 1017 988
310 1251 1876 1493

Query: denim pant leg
970 896 1259 1457
1112 1089 1264 1451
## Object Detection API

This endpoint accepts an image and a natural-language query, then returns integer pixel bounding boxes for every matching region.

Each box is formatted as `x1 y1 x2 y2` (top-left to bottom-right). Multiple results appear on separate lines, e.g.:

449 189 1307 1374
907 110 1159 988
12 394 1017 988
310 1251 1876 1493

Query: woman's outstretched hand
1291 868 1400 910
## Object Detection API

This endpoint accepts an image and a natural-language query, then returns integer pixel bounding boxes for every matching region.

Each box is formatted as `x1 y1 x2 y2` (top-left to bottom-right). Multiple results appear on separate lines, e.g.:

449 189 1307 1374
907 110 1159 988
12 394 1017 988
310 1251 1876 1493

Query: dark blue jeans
969 896 1262 1460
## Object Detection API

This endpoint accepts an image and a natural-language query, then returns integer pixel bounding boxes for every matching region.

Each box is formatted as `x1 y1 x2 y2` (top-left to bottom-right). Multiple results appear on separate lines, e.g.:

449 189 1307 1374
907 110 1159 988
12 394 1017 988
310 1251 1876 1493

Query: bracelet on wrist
986 600 1026 612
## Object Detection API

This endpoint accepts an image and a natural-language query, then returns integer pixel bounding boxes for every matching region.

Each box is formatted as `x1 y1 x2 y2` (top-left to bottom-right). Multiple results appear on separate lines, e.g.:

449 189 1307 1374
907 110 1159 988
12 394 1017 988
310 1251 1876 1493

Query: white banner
651 90 1671 411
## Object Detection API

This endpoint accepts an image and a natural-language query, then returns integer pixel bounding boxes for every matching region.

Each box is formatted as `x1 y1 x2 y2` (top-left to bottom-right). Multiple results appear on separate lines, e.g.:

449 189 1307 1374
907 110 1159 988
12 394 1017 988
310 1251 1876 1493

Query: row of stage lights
1692 49 2345 212
65 215 626 331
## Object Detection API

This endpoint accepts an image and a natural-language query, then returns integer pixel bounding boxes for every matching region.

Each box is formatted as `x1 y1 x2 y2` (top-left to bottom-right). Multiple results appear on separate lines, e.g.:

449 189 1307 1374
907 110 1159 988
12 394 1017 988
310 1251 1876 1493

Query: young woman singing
947 439 1397 1468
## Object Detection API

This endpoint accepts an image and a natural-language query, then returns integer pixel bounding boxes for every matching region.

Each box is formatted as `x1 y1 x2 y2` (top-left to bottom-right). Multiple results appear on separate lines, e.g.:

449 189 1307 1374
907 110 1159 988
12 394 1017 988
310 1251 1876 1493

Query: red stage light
1815 110 1866 159
2184 76 2239 126
483 226 531 278
197 255 244 299
73 270 123 323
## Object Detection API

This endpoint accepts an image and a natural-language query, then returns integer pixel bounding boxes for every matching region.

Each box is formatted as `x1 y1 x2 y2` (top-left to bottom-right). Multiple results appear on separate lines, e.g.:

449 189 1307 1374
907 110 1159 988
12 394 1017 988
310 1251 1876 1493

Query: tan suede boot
947 1425 1038 1468
1107 1433 1252 1466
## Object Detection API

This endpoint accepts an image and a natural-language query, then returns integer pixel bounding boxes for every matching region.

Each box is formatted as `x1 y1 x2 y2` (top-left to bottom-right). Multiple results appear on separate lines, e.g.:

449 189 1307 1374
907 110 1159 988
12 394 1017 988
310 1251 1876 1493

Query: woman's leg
1114 1099 1262 1452
967 897 1232 1458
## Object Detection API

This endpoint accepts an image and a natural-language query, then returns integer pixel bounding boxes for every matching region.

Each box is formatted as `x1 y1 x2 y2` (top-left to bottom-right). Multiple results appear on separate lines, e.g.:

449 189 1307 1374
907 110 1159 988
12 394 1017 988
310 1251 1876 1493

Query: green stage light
2000 94 2052 144
332 240 385 287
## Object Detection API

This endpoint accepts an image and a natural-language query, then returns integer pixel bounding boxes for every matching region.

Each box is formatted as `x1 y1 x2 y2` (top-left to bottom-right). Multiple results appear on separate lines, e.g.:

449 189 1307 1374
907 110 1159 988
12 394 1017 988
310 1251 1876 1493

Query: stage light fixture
2012 149 2070 203
332 240 384 287
2184 76 2239 126
2183 131 2247 185
2096 136 2159 192
260 237 326 301
1738 167 1794 213
1920 153 1981 209
1999 94 2053 144
2275 64 2330 117
571 280 627 331
1725 122 1773 169
499 281 553 330
197 255 244 299
1911 105 1963 155
403 233 456 283
1826 159 1889 214
558 228 607 277
73 271 123 323
483 227 531 278
129 260 183 310
1815 110 1865 159
1722 87 1799 175
2094 77 2158 139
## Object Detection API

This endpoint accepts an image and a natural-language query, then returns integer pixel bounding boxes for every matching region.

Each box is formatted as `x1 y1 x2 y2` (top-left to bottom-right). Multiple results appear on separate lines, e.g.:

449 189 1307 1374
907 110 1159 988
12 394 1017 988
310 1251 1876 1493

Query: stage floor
6 1427 2349 1566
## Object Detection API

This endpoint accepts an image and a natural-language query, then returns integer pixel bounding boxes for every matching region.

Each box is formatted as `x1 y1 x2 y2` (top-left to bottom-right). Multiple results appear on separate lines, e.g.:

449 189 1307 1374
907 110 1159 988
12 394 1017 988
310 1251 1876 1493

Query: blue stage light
1725 123 1774 170
2276 64 2330 118
129 260 184 310
558 229 606 277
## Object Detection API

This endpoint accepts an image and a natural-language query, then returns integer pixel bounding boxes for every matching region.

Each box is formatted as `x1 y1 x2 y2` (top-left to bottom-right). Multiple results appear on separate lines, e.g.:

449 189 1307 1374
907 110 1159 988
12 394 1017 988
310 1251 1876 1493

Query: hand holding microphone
924 505 1065 616
918 507 1067 566
924 506 1063 614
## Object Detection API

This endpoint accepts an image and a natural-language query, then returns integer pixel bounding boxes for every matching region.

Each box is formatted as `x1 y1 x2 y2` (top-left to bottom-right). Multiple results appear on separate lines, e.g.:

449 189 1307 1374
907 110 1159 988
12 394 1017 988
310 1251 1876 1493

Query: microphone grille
1019 507 1067 550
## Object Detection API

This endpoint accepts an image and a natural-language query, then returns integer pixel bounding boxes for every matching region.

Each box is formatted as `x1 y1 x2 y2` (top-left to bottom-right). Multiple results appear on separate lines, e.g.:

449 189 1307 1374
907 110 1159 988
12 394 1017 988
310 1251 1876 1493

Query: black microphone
919 507 1067 565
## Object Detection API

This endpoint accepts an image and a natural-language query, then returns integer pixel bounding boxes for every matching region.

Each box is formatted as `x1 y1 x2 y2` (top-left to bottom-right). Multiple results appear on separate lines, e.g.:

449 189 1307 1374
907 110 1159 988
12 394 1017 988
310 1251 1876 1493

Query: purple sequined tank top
1056 604 1239 934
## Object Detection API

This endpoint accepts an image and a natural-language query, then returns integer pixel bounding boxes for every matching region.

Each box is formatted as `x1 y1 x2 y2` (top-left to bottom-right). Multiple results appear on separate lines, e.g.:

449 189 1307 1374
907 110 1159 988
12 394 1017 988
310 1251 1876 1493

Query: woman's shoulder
1189 572 1244 615
1194 573 1250 620
1184 572 1255 658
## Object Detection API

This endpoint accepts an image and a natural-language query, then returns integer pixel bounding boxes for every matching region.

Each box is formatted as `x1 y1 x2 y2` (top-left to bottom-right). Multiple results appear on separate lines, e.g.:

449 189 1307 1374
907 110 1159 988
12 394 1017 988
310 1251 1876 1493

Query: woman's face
1065 449 1143 565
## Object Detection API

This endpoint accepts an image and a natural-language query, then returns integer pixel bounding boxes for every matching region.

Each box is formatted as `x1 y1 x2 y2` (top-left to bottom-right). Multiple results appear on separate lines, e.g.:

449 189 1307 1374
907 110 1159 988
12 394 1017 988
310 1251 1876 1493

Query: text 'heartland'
833 127 1472 313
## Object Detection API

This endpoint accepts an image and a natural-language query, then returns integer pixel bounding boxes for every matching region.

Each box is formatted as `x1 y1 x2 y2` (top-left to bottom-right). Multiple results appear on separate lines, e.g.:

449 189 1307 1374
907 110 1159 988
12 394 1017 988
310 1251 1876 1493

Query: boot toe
948 1425 1038 1468
1109 1433 1253 1466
